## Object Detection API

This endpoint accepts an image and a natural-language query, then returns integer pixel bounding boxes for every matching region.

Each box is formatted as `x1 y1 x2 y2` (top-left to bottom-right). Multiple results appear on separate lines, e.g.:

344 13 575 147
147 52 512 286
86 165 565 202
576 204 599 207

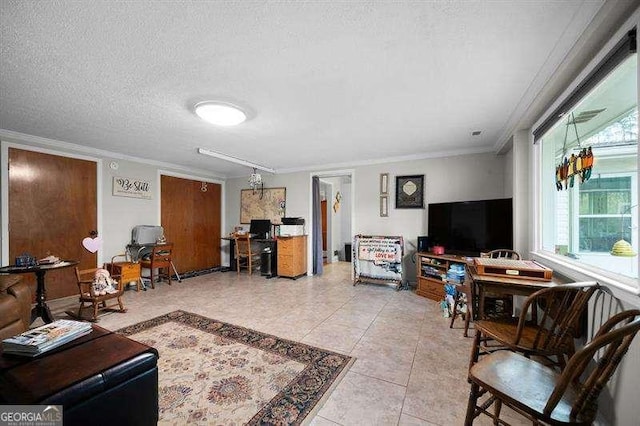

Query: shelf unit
416 252 467 301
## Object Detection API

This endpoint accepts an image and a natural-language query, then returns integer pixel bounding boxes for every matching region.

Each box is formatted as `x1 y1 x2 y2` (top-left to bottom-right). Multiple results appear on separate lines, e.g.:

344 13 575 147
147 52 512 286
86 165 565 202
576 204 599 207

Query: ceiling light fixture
197 148 275 173
194 101 247 126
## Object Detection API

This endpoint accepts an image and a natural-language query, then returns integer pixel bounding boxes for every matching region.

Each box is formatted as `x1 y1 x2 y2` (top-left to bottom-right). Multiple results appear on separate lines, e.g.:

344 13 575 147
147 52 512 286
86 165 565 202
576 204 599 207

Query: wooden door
9 148 97 299
160 176 221 273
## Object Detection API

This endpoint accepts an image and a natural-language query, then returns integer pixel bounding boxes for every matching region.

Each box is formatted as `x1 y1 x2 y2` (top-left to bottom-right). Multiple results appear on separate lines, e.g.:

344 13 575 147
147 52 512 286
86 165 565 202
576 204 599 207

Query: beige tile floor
48 262 527 426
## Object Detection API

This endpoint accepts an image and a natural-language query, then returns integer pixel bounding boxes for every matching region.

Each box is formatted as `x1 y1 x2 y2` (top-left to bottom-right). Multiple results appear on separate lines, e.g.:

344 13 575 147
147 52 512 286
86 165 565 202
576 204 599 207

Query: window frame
531 16 640 300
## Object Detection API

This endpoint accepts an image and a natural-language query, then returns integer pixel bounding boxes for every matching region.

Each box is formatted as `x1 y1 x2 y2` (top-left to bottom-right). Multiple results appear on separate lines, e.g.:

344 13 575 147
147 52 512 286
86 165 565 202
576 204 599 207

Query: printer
279 217 305 236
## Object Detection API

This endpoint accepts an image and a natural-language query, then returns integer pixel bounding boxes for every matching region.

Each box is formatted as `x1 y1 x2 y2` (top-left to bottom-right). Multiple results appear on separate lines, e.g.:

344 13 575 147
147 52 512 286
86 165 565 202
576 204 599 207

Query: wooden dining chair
465 309 640 425
73 267 126 322
482 249 522 318
469 281 600 371
484 249 521 260
233 233 261 275
449 270 474 337
140 243 174 288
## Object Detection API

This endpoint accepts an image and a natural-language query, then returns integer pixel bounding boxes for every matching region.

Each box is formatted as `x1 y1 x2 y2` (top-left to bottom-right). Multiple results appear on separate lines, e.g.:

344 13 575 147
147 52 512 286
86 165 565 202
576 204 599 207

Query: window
579 175 632 252
537 35 638 281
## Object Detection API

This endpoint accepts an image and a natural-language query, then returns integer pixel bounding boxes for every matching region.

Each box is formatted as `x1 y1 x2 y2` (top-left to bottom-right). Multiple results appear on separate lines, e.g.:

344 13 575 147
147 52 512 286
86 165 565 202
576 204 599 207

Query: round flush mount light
194 101 247 126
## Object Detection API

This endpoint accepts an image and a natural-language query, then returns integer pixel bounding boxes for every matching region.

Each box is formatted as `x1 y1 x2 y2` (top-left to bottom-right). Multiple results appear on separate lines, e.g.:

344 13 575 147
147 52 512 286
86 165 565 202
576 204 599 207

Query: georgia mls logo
0 405 62 425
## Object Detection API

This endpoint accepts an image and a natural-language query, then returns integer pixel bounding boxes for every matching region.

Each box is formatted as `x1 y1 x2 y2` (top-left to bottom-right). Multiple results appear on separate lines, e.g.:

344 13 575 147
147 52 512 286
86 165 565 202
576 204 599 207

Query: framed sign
395 175 424 209
380 196 389 217
240 187 286 224
112 176 152 199
380 173 389 195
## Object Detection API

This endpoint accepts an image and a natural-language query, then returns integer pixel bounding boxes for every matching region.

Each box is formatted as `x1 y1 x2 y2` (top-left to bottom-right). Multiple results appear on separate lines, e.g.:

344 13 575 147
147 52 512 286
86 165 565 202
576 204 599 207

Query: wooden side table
105 261 144 291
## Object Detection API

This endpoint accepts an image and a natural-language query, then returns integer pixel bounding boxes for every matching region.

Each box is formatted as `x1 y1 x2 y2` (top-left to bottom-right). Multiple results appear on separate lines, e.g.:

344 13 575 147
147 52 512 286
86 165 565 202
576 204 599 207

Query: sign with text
112 176 152 199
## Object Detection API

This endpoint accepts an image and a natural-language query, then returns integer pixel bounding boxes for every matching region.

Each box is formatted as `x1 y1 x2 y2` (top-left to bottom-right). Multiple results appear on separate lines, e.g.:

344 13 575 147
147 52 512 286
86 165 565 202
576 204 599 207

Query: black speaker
417 236 430 252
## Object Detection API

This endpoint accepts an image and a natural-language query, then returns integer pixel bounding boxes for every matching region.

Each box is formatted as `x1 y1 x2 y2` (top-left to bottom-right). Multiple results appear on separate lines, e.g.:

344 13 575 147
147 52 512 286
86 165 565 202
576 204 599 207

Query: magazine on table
2 319 92 356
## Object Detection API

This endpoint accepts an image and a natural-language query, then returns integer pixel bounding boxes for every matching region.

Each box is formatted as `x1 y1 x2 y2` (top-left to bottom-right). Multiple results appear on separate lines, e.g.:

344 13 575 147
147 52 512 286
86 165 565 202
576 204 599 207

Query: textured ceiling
0 1 605 178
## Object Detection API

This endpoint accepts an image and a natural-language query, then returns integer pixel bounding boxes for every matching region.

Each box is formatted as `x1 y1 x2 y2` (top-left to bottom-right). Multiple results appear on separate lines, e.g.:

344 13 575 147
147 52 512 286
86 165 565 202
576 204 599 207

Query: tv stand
416 252 468 301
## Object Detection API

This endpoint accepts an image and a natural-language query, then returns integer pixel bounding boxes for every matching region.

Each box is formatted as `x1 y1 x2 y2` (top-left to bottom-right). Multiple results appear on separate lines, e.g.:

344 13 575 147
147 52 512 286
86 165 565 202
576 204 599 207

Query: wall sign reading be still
113 176 152 199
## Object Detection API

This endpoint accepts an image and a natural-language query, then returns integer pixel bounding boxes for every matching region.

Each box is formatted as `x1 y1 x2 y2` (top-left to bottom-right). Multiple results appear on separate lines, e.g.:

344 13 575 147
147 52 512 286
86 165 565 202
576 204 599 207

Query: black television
428 198 513 257
249 219 272 239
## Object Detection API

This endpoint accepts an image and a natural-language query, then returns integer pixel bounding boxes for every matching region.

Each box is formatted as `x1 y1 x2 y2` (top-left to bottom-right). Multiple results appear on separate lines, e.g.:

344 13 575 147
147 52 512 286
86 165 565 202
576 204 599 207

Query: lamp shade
195 102 246 126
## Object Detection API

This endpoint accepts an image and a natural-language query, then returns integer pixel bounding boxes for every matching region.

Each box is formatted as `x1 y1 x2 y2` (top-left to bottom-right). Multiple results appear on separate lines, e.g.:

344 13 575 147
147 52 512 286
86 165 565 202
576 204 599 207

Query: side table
105 261 144 291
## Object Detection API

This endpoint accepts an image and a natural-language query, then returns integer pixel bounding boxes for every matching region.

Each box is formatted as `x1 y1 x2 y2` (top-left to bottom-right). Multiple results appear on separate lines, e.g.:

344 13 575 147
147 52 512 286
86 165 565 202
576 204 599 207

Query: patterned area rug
117 310 354 425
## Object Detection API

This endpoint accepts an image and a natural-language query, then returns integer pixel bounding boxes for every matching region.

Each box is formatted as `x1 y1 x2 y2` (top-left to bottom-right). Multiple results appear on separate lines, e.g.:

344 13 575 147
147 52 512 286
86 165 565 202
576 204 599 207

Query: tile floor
49 262 527 426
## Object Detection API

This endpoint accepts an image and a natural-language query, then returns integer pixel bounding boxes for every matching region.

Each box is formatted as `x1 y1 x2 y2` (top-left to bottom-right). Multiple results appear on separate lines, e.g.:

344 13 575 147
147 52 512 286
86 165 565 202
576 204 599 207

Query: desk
467 264 565 320
127 242 181 283
222 236 278 276
0 260 79 324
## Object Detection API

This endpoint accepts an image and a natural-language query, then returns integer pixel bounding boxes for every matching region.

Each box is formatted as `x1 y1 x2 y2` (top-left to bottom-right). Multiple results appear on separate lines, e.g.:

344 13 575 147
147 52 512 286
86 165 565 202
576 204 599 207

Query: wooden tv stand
416 252 469 301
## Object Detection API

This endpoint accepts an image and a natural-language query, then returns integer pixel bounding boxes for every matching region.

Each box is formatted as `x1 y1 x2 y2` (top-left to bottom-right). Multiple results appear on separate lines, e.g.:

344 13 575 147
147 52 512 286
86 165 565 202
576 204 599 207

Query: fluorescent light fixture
194 101 247 126
197 148 275 173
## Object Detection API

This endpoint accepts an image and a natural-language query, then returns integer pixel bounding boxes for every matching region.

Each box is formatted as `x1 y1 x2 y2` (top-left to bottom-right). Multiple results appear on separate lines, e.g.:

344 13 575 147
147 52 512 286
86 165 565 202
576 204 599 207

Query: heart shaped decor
82 237 103 253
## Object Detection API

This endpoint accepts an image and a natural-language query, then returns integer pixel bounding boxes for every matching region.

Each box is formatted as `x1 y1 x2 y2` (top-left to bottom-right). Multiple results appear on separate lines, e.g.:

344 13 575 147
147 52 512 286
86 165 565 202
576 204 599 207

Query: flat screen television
428 198 513 257
249 219 272 239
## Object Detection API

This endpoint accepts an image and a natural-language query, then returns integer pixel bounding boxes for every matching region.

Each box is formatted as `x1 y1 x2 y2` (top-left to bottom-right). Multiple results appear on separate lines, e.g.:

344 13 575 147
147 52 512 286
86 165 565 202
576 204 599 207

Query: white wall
225 152 508 278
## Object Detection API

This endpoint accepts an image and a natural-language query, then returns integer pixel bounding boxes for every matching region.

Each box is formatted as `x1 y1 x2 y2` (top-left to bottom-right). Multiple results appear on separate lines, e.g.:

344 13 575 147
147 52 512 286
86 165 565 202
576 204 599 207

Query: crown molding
0 129 227 180
274 145 496 175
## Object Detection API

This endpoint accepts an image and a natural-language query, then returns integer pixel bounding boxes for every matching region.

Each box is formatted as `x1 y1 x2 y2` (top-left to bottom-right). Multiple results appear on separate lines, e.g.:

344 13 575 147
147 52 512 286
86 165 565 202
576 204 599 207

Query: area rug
117 310 354 425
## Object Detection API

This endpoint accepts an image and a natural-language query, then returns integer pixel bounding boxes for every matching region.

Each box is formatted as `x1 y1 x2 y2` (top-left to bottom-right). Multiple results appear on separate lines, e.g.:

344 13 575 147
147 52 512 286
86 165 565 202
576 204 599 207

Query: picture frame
395 175 424 209
240 187 286 224
380 173 389 195
380 196 389 217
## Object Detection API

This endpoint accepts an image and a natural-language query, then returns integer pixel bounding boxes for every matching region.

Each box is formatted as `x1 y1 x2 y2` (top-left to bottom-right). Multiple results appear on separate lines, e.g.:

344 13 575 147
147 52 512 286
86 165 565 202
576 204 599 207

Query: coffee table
0 325 159 425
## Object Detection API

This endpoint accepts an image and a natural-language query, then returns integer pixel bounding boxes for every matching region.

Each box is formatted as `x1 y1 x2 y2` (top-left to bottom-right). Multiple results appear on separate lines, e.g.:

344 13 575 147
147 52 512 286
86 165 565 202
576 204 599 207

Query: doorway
310 171 354 275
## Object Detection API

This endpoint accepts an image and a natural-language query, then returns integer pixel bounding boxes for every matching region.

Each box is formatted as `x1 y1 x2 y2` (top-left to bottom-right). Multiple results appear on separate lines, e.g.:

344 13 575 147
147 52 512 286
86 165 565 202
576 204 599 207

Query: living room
1 1 640 425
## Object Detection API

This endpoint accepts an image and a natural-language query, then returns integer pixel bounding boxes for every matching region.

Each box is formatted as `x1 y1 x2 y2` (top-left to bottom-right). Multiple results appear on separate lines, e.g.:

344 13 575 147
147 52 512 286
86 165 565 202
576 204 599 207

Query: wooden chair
484 249 521 260
465 309 640 425
140 243 174 288
469 281 600 371
233 233 260 275
450 250 521 337
482 249 521 317
449 270 474 337
74 267 126 322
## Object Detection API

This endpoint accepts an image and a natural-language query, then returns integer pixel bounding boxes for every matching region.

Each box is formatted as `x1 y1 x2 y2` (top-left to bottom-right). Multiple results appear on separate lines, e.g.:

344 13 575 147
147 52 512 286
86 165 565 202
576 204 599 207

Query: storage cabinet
416 252 467 301
105 261 143 291
277 236 307 279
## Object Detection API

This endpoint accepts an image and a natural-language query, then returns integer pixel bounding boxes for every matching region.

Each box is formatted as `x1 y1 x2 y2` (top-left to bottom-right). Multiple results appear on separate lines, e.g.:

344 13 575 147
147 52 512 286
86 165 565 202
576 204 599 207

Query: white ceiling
0 1 607 178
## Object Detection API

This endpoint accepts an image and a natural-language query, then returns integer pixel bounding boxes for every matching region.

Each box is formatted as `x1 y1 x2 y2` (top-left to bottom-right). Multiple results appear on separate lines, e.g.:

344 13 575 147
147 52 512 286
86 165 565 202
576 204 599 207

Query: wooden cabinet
416 252 467 301
105 261 143 291
277 236 307 279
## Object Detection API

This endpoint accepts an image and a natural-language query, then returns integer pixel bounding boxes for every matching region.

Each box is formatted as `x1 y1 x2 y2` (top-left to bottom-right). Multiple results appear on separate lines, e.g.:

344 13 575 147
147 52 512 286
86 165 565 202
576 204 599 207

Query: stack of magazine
2 319 92 357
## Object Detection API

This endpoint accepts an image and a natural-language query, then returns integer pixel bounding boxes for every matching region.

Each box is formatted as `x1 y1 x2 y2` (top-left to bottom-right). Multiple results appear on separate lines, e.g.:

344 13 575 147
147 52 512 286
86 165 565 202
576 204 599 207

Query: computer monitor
249 219 271 239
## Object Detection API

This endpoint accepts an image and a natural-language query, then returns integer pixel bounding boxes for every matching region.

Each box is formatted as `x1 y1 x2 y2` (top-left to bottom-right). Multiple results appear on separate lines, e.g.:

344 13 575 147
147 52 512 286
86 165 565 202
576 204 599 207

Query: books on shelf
2 319 92 357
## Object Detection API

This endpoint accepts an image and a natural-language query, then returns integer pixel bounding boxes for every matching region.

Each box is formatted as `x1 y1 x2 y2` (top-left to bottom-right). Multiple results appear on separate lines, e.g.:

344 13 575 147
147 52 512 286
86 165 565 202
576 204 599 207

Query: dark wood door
9 148 97 299
160 175 221 273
